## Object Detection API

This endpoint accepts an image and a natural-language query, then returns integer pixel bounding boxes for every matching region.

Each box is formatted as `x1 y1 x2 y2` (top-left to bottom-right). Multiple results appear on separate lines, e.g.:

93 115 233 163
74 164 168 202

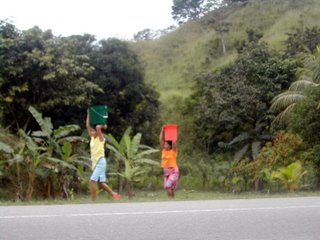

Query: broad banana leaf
28 106 53 136
0 141 14 154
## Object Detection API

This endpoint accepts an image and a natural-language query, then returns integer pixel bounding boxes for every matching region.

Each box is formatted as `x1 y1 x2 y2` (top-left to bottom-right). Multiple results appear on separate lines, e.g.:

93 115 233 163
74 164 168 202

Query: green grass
1 190 320 206
125 190 320 202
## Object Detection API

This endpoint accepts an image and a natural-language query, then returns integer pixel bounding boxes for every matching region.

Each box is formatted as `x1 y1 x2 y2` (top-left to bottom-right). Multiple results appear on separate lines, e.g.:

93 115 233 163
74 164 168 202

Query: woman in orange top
160 126 179 198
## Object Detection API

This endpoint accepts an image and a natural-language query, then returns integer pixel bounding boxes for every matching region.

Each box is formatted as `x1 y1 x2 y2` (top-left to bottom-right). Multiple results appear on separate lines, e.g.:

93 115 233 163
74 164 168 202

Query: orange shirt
161 149 178 168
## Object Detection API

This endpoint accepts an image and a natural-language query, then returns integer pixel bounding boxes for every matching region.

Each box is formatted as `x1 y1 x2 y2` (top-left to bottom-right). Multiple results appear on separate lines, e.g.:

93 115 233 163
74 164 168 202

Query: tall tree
285 26 320 56
190 31 297 152
172 0 221 25
172 0 205 24
89 38 160 144
0 24 101 130
202 7 231 55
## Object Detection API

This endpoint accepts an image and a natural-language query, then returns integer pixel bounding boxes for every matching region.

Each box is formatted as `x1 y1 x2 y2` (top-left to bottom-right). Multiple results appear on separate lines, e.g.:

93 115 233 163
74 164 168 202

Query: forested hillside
132 0 320 192
132 0 319 102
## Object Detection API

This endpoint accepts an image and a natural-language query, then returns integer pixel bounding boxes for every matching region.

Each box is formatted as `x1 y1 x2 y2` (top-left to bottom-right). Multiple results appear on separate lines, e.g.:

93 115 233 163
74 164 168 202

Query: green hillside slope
131 0 319 104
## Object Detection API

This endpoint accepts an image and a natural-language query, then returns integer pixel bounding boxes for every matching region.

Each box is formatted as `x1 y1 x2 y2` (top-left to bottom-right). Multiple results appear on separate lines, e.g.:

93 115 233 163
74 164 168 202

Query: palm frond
258 134 274 140
270 91 305 112
251 141 261 160
288 78 317 91
313 66 320 83
234 144 249 162
229 133 249 145
218 141 231 149
304 53 320 83
271 103 297 126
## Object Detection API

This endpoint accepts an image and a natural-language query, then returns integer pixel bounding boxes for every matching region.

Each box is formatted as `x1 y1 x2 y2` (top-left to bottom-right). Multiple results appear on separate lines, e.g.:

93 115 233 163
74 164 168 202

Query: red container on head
164 124 178 141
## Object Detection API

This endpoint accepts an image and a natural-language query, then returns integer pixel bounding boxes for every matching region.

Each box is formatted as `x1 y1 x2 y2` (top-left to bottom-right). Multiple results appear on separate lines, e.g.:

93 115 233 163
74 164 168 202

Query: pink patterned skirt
163 167 179 190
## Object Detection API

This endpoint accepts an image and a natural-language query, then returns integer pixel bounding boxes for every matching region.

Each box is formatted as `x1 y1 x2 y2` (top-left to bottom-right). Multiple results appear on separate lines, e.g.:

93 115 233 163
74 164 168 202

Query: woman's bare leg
99 182 120 199
90 180 97 201
166 189 174 198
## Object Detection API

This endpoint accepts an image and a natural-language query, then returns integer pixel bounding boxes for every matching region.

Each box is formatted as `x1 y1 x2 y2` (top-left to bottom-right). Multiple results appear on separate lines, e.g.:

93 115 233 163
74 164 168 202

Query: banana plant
273 161 307 192
261 168 277 194
17 128 51 200
106 127 159 197
0 130 25 201
25 106 88 199
54 141 90 199
28 106 87 154
0 141 14 177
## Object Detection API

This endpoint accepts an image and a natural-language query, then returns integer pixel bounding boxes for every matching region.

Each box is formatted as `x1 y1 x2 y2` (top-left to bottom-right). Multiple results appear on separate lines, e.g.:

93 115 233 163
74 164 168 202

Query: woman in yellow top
86 113 121 201
160 126 179 198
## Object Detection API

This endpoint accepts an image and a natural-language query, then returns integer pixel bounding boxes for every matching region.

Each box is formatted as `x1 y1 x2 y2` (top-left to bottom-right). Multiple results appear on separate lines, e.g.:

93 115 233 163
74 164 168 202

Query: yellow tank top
90 137 105 169
161 149 178 168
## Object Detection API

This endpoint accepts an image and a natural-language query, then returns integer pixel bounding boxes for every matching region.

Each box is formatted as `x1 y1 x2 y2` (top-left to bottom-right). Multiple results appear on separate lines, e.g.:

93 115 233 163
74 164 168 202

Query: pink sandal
113 194 121 200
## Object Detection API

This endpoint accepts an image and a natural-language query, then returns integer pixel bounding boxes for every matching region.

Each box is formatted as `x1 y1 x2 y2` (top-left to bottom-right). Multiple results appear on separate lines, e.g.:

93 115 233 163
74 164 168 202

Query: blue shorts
90 157 107 182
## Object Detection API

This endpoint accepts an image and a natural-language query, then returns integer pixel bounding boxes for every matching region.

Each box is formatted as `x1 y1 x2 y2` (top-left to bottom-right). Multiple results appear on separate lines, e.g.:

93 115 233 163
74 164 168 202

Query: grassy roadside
1 190 320 206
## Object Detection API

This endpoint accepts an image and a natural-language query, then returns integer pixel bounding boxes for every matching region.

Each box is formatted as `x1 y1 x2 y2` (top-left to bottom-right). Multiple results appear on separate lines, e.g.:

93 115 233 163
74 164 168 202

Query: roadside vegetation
1 0 320 203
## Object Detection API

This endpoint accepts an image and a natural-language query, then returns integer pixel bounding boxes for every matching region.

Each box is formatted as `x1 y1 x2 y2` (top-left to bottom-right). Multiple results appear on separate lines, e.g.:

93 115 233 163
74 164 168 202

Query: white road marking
1 205 320 219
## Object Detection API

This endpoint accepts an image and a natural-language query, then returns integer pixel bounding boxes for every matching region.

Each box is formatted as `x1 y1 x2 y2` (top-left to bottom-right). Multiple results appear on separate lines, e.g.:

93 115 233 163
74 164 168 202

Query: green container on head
89 105 108 125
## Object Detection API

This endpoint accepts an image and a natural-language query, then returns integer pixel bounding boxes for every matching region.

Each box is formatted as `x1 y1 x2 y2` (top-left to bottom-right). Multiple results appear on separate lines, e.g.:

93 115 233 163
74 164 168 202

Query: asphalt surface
1 197 320 240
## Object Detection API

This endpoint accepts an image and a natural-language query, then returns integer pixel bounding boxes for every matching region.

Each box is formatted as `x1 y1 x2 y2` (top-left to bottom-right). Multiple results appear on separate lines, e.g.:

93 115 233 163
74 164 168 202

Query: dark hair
165 141 172 148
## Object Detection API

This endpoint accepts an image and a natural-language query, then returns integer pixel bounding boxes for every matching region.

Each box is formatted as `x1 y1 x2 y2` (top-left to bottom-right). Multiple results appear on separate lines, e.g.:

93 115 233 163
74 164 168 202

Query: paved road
1 197 319 240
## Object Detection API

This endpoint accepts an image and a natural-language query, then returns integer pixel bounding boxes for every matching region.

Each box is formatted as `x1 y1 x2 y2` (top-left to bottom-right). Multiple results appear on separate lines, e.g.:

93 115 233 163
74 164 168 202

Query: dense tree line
1 0 320 200
184 26 320 192
0 20 161 200
0 20 160 144
190 30 298 152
